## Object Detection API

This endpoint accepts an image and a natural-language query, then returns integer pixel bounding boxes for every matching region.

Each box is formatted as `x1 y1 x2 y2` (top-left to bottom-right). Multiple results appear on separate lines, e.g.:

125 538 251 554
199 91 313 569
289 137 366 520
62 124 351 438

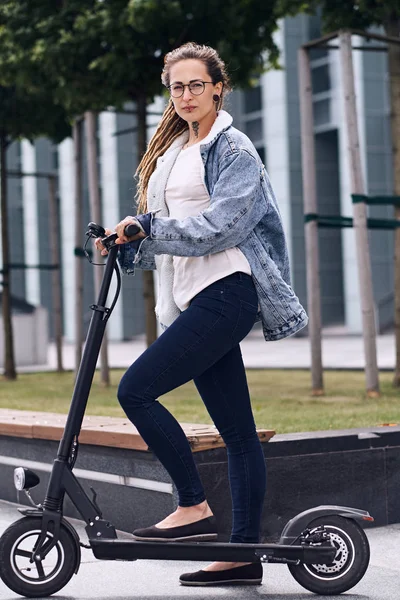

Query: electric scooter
0 223 372 598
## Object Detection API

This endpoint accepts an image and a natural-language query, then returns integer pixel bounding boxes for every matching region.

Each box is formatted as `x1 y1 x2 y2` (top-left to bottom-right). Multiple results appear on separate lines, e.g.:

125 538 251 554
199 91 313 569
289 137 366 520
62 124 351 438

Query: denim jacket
119 110 308 341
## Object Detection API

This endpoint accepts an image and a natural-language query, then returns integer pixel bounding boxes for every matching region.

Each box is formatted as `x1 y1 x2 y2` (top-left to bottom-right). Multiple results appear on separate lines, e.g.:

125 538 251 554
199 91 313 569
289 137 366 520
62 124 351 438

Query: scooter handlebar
124 223 141 237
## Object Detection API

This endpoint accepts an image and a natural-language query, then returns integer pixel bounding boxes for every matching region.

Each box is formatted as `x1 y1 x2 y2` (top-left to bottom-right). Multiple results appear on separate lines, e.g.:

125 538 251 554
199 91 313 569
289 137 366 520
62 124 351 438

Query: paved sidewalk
0 499 399 600
19 329 396 372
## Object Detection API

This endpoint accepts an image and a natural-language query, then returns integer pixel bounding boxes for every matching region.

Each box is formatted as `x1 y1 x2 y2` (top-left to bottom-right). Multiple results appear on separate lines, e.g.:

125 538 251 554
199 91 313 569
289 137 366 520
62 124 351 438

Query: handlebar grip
124 223 141 237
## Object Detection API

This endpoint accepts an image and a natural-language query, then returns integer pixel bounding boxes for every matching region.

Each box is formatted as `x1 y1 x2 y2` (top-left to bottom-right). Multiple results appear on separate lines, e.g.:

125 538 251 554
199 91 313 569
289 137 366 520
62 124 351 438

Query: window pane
311 65 330 94
313 98 330 126
245 117 263 143
244 86 262 113
52 149 59 170
308 13 322 39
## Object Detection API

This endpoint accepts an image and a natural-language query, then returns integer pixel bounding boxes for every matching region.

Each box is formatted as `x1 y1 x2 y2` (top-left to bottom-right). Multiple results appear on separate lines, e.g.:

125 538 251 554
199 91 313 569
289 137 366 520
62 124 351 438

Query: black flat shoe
179 561 263 586
132 515 218 542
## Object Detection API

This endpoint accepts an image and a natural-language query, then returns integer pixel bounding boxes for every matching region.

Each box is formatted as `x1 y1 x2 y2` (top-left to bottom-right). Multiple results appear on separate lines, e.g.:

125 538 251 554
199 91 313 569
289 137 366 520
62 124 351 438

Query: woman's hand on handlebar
114 216 146 245
94 218 146 256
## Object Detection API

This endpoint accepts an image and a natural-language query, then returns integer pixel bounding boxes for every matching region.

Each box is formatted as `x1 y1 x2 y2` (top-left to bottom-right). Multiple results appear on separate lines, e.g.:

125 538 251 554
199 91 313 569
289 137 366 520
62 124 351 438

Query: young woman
95 42 308 587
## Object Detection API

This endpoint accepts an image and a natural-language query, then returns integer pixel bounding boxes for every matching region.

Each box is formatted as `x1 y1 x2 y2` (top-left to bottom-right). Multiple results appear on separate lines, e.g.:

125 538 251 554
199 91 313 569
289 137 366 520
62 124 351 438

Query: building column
58 138 75 342
99 111 123 341
21 140 40 305
261 23 293 265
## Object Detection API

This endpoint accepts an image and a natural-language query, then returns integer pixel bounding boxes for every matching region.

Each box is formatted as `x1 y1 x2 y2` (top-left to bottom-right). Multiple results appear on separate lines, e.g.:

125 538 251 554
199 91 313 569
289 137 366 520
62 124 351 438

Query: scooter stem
57 244 118 460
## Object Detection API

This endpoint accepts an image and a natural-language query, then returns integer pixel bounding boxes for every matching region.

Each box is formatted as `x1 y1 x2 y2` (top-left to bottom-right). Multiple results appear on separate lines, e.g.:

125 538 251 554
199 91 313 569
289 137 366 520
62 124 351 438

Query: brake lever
101 232 118 250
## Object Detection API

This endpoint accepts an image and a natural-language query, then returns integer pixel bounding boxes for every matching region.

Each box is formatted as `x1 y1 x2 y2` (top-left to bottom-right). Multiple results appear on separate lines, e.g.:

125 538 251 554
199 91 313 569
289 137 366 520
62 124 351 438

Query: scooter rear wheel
0 516 78 598
288 515 370 595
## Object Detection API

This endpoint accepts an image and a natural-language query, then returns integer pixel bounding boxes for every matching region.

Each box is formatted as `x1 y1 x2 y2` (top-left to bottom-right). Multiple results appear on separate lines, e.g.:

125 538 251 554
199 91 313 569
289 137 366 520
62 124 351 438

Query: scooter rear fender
279 505 374 545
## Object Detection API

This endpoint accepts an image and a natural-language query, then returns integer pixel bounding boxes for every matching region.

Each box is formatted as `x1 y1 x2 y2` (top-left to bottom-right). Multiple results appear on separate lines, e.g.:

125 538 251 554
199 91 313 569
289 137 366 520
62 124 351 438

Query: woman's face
168 59 222 124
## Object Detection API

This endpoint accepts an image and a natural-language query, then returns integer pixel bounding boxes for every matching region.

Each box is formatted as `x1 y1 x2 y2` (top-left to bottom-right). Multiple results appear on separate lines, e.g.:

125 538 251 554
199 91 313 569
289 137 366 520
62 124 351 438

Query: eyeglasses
168 80 214 98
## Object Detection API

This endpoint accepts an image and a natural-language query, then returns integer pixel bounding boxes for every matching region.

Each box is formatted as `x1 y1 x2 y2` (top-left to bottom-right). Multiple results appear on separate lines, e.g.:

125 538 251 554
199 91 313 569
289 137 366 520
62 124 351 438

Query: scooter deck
90 538 337 564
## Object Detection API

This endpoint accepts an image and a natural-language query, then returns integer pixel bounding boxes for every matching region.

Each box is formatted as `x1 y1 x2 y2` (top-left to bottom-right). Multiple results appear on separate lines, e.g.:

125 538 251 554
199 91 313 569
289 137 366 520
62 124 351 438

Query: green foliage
0 0 283 121
0 85 70 143
1 0 398 139
277 0 400 32
0 2 71 142
128 0 281 83
0 1 114 116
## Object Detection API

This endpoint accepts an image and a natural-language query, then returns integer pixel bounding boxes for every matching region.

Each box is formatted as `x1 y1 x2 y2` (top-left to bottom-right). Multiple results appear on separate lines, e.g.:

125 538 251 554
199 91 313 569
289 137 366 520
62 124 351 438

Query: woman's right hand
94 228 113 256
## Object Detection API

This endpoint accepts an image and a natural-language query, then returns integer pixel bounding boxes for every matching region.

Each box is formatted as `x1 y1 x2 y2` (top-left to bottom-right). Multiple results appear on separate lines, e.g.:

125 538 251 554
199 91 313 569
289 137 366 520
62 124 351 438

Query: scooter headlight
13 467 40 491
14 467 25 491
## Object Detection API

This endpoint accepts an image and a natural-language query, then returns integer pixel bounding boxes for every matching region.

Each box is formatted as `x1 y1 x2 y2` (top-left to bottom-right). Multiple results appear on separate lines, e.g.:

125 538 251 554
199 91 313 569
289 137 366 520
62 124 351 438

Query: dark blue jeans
117 272 267 544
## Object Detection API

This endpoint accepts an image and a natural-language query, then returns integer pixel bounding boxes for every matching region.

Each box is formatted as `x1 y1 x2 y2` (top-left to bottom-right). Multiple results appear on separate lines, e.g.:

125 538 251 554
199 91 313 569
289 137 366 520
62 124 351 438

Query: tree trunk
339 31 380 396
384 16 400 387
0 135 16 380
73 119 84 376
298 47 324 395
48 176 63 372
84 111 110 386
136 92 157 347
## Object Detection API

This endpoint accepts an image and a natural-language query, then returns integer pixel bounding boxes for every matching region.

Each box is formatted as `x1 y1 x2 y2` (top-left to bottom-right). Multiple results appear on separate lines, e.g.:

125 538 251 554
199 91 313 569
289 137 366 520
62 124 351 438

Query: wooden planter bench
0 408 275 452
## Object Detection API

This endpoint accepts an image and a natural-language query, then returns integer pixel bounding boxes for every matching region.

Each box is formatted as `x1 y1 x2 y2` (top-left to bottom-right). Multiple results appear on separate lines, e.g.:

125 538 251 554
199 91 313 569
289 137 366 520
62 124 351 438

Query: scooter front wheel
288 515 370 595
0 517 79 598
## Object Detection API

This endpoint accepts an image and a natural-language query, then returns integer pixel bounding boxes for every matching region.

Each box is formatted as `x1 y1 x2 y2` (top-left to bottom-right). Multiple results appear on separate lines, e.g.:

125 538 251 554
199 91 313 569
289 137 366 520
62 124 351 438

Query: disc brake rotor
302 524 355 580
312 532 349 574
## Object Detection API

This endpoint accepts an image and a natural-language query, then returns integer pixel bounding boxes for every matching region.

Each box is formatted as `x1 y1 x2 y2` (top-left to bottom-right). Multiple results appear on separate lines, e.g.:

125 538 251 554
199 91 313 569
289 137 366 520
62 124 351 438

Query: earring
213 94 220 103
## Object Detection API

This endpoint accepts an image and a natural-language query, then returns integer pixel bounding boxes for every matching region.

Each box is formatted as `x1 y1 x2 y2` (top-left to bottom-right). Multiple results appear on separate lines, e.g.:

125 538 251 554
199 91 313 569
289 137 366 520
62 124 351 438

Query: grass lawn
0 369 399 434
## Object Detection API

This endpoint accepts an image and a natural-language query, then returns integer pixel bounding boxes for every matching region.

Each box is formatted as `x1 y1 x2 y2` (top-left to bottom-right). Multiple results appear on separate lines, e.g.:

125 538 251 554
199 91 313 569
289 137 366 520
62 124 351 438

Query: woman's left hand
94 228 113 256
114 217 146 245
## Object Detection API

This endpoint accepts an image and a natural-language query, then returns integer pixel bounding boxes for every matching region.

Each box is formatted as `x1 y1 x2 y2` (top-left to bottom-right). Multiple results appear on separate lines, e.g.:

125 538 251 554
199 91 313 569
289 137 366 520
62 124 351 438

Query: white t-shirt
165 142 252 311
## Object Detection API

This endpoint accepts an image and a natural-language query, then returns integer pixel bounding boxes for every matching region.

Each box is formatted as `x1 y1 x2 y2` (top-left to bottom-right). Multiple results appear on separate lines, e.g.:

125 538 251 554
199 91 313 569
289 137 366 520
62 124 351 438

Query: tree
0 84 70 379
277 1 400 386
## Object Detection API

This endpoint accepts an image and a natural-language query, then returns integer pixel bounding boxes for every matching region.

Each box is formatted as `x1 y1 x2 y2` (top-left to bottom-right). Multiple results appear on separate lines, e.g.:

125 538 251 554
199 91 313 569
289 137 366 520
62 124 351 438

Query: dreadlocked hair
135 100 187 214
135 42 231 214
